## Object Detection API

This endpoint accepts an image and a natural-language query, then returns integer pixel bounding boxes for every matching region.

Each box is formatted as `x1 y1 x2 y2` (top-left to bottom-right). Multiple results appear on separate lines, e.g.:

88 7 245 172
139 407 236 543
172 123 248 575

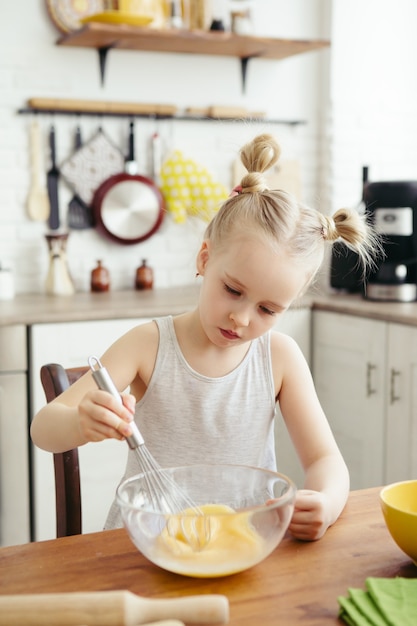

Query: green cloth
338 577 417 626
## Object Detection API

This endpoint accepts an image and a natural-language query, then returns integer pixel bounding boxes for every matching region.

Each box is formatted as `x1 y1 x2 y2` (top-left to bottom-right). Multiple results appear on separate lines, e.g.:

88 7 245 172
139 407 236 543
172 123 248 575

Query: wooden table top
0 487 415 625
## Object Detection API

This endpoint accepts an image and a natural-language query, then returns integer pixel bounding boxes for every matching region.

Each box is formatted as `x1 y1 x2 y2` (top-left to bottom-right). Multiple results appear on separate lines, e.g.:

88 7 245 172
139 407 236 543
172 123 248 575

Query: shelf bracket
98 45 115 86
240 57 250 93
240 54 261 93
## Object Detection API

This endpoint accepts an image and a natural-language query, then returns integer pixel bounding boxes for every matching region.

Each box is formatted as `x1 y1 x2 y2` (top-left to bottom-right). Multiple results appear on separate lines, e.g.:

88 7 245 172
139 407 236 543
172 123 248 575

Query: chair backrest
40 363 89 538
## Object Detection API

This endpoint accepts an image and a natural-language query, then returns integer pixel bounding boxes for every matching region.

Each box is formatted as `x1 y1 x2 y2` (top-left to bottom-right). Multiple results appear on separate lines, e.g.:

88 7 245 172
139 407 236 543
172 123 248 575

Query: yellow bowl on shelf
80 11 154 26
79 0 168 27
380 479 417 565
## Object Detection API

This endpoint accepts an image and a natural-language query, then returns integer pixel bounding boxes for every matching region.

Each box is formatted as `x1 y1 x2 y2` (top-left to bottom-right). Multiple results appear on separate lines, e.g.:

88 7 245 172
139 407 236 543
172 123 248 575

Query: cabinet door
312 311 386 489
30 318 150 541
0 325 30 546
274 308 311 489
0 373 30 546
386 323 417 482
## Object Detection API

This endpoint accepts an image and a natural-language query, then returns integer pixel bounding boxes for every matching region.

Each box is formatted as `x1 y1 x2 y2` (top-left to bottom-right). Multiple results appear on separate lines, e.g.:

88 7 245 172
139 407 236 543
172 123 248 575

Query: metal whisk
88 356 204 518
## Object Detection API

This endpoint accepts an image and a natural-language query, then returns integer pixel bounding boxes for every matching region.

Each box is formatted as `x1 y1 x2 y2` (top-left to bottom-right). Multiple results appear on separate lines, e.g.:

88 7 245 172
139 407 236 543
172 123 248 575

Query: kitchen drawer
0 325 27 372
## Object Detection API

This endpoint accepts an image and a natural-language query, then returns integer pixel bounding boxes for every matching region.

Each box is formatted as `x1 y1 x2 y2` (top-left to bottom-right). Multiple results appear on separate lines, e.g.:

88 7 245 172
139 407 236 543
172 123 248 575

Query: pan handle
128 121 135 161
125 120 138 175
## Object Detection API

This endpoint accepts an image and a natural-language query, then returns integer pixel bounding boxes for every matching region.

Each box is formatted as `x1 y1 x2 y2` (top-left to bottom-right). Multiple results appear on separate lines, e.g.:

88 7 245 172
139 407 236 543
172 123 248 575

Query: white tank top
104 315 277 529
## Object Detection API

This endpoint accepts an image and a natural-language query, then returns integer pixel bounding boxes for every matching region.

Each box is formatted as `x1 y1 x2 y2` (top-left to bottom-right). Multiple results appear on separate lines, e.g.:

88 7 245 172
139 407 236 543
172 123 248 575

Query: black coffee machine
365 180 417 301
330 172 417 302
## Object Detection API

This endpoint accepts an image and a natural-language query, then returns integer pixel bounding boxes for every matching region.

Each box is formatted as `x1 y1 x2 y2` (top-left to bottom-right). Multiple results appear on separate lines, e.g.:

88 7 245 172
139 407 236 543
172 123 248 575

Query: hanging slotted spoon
67 125 95 229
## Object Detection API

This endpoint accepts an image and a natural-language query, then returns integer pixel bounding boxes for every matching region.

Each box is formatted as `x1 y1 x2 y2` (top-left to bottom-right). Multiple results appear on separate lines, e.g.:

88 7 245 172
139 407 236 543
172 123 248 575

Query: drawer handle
366 362 377 396
390 368 401 404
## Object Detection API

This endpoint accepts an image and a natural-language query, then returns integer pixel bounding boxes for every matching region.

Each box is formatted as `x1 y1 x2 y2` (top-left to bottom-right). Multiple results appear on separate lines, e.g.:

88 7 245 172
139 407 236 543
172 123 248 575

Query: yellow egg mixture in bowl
116 464 296 577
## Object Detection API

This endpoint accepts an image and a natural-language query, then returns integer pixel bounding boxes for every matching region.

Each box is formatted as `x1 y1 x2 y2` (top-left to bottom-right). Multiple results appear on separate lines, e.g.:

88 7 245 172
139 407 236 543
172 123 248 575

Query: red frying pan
92 122 165 245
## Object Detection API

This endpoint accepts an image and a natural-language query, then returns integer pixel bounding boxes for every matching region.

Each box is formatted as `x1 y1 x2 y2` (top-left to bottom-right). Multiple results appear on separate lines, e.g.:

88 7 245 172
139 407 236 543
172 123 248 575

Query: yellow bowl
380 480 417 565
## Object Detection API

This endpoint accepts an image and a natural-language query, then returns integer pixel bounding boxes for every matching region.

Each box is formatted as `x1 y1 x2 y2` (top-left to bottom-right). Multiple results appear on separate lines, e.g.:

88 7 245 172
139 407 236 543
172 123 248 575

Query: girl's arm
30 321 159 453
271 331 350 540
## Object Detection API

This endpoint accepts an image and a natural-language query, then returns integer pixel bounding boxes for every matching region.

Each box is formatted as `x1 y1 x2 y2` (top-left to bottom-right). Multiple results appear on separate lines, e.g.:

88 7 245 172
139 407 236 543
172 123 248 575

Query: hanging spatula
27 119 50 221
47 124 60 230
67 125 95 230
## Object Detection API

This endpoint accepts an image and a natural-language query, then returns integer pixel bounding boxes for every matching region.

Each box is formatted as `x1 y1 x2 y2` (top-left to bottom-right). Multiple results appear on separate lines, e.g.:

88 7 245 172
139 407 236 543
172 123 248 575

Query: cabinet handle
366 362 377 396
390 368 401 404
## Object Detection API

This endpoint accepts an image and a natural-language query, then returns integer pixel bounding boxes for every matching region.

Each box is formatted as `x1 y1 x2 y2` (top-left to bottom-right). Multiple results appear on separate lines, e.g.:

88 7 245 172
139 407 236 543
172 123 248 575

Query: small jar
231 9 252 35
91 260 110 292
135 259 154 290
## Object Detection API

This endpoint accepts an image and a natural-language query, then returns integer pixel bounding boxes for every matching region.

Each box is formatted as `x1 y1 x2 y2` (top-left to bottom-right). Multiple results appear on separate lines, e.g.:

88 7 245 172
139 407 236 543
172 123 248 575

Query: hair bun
321 215 339 241
238 134 281 194
240 172 268 194
240 134 281 175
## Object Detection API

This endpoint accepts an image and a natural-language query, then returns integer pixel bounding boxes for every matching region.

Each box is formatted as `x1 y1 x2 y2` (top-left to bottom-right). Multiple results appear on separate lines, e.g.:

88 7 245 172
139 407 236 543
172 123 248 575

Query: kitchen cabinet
385 322 417 482
0 326 31 546
312 311 417 489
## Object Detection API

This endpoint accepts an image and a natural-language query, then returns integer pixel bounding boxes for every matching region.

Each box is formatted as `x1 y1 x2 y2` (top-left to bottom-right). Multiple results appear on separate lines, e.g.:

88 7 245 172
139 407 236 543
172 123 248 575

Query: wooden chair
40 363 89 538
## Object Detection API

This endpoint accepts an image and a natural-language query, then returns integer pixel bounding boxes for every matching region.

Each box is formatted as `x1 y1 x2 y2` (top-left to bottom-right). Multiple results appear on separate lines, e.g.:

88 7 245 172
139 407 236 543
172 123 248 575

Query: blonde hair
205 134 380 283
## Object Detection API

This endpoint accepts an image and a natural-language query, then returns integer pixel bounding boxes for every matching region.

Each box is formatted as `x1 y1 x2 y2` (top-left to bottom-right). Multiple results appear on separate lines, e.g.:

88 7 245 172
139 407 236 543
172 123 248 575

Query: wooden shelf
57 24 330 89
58 23 329 59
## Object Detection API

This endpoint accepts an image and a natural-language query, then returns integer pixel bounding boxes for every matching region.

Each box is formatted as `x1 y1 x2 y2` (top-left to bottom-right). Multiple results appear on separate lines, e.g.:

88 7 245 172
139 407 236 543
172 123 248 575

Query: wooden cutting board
186 106 266 119
232 157 302 199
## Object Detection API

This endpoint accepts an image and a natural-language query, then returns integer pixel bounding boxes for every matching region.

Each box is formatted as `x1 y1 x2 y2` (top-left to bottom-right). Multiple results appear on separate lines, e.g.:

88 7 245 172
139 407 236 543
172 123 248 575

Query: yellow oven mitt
160 150 228 223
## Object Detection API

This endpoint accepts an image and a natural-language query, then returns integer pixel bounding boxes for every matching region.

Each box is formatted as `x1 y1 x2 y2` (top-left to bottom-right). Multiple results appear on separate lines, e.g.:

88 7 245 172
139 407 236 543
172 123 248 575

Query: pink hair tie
229 185 242 198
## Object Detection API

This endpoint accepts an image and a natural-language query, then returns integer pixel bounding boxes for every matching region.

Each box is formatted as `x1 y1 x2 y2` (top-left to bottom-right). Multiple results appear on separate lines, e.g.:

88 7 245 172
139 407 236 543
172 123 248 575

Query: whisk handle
88 356 144 449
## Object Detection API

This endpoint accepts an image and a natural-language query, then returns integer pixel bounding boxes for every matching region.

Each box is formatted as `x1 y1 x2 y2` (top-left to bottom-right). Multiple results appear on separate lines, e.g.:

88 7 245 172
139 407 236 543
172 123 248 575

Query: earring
195 272 200 278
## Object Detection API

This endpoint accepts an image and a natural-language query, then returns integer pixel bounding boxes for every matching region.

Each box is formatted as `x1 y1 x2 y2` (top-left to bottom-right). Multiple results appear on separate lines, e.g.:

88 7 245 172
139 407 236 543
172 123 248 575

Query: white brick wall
0 1 330 294
328 0 417 211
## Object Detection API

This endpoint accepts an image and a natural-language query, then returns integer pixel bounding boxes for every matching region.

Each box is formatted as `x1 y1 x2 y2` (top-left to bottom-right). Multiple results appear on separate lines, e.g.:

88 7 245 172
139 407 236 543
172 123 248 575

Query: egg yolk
152 503 266 576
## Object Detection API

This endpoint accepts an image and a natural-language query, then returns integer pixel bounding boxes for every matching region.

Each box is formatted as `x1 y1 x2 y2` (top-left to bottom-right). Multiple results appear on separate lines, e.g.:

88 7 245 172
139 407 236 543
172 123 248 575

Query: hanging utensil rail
17 98 305 126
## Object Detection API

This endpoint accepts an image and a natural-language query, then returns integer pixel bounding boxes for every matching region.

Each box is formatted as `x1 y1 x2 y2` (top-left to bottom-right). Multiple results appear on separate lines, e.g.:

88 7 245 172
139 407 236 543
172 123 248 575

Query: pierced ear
196 240 210 275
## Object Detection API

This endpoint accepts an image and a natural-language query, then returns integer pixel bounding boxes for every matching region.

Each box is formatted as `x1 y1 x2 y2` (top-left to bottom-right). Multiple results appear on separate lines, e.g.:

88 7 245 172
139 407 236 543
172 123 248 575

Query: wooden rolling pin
27 98 178 116
0 590 229 626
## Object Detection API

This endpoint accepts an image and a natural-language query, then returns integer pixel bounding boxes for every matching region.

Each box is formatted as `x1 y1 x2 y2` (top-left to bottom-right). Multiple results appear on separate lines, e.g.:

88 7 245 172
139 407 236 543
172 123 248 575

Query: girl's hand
77 390 136 443
288 489 332 541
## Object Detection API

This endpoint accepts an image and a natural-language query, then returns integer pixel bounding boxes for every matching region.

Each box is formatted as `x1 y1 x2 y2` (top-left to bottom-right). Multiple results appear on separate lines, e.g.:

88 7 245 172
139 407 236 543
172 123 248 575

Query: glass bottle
135 259 154 290
91 260 110 292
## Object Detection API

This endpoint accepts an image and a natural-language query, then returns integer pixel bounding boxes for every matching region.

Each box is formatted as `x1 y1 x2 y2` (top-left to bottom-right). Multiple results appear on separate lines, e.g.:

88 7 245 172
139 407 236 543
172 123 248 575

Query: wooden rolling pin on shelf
26 98 179 117
185 105 266 119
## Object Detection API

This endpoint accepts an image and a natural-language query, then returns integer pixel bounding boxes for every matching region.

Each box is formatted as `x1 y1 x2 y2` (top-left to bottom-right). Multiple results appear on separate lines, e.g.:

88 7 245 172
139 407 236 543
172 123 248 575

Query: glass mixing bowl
116 463 296 577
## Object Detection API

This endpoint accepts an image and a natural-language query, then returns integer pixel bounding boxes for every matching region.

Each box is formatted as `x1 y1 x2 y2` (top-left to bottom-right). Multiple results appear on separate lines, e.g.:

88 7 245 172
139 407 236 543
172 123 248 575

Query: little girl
31 134 379 541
